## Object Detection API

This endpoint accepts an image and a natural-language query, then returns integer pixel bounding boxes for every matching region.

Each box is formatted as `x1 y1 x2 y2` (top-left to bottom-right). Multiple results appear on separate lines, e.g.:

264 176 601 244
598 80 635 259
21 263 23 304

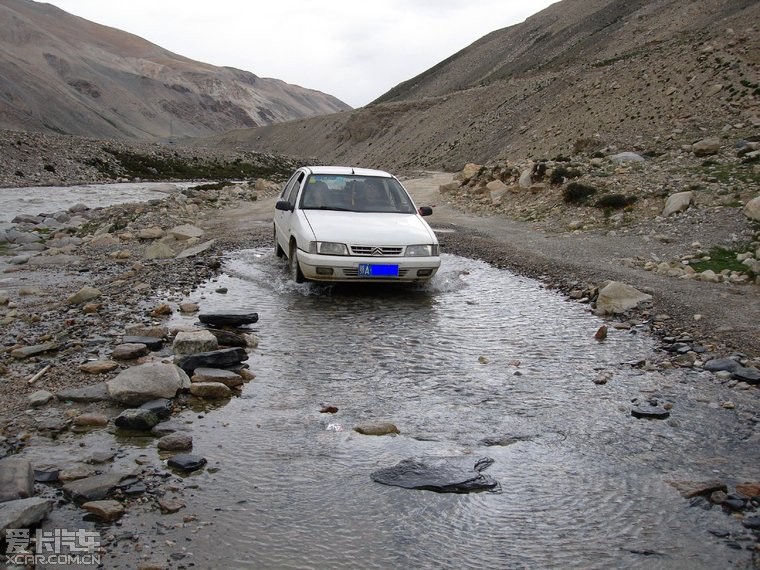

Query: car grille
343 268 410 277
350 245 404 256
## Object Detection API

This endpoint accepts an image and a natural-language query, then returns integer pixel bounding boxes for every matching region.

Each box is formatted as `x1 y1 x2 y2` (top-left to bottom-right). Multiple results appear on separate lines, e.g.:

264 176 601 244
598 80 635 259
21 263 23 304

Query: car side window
281 172 304 205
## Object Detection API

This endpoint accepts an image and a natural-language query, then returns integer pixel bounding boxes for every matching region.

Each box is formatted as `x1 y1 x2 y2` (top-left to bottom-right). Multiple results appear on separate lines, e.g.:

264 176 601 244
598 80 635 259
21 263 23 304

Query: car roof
304 166 393 178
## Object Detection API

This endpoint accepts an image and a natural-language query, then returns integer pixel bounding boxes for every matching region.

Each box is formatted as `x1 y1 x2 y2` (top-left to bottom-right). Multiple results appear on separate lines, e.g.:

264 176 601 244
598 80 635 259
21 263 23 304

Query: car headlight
310 241 348 255
405 244 439 256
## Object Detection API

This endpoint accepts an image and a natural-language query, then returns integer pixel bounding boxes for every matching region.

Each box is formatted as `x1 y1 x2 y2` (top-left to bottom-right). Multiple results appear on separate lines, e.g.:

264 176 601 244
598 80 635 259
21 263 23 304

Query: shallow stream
20 249 760 568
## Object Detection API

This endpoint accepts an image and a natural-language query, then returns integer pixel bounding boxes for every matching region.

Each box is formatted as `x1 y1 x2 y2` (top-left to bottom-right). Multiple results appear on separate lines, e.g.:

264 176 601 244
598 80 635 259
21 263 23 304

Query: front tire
288 241 305 283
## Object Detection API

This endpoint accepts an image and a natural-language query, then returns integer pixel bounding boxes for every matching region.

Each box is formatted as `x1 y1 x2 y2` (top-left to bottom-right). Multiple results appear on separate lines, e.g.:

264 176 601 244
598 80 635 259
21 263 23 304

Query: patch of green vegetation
563 182 598 203
88 149 294 182
690 246 753 274
700 162 760 184
595 194 637 209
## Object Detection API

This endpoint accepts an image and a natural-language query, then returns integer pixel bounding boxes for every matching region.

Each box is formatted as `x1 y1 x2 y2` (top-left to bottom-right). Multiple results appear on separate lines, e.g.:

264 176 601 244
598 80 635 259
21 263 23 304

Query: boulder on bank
595 281 652 315
744 196 760 221
662 191 694 216
106 363 190 406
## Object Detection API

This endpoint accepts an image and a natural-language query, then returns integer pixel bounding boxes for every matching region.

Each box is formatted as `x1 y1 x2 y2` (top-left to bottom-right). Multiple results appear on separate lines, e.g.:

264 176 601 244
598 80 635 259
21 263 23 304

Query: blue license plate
358 264 399 277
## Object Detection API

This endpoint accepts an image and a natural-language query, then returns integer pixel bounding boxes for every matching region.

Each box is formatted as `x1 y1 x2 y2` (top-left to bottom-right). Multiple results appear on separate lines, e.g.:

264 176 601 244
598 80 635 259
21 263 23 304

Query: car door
274 170 305 254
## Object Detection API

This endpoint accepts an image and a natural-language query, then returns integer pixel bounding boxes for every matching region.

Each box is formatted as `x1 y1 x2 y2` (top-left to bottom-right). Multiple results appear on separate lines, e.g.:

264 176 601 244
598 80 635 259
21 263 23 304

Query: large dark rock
703 358 740 373
371 456 499 493
140 398 173 420
733 366 760 384
114 409 160 431
167 454 207 472
198 310 259 327
174 347 247 374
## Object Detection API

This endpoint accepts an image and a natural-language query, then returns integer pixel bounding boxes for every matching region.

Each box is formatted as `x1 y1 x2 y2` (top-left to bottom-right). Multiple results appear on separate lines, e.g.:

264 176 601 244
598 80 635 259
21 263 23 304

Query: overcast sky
47 0 556 108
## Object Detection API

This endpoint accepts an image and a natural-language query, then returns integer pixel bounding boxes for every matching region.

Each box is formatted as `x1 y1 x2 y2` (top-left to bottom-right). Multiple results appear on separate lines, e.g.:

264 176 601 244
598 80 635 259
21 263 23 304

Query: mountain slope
0 0 351 140
201 0 759 171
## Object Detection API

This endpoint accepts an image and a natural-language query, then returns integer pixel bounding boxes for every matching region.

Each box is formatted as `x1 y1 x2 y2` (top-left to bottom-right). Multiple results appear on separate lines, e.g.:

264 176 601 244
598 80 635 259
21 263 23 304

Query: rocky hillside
199 0 759 172
0 0 350 140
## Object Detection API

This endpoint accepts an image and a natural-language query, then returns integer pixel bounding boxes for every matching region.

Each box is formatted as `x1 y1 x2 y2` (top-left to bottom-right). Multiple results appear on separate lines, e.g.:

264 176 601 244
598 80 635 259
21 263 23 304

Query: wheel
288 241 305 283
274 226 285 258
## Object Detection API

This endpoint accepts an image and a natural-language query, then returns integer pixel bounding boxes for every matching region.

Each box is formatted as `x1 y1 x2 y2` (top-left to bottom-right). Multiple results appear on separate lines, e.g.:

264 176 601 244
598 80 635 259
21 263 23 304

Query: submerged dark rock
631 405 670 419
167 454 207 472
174 347 247 374
198 310 259 327
371 456 499 493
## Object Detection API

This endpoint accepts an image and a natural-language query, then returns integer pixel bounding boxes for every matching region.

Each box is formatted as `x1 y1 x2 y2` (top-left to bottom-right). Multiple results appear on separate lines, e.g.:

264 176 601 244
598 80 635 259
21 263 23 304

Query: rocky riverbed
0 140 759 566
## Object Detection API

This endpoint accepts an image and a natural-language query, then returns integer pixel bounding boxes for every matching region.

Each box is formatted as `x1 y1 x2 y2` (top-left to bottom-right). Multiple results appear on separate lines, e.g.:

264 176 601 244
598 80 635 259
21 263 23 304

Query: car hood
302 211 437 245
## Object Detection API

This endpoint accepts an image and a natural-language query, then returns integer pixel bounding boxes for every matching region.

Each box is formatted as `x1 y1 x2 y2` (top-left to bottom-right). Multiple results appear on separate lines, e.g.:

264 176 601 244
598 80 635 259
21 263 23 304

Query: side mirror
275 200 293 212
418 206 433 217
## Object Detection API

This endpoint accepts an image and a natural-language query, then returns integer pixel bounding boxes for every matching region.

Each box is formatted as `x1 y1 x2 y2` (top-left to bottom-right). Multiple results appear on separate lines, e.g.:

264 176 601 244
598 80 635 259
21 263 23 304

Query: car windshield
299 175 417 214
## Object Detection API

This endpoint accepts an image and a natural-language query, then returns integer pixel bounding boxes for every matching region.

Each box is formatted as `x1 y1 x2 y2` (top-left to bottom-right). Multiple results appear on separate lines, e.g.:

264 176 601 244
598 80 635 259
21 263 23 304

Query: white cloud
46 0 556 107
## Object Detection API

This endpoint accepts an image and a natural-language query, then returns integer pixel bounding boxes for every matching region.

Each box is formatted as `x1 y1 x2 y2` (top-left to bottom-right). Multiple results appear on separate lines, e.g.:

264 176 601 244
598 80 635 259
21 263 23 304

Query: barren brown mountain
0 0 351 140
200 0 759 171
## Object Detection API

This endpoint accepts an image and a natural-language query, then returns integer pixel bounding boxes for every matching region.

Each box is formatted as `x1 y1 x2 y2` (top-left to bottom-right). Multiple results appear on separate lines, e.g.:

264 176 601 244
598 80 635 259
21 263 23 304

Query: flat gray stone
176 239 215 259
0 497 52 534
28 390 55 407
111 342 150 360
189 381 232 399
191 367 243 387
10 342 58 359
371 456 499 493
62 472 129 503
0 457 34 502
57 382 110 402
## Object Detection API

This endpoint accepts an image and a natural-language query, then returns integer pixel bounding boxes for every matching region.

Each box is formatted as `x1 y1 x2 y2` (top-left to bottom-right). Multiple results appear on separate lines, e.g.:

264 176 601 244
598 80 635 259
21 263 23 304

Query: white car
273 166 441 283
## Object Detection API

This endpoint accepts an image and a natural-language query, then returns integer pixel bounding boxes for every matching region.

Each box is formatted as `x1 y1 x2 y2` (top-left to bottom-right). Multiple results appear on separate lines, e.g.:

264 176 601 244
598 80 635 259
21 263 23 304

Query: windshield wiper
309 206 352 211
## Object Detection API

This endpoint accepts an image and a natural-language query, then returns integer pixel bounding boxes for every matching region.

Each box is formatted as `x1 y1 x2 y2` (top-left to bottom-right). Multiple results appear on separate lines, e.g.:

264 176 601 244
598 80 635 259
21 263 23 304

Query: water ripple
158 248 758 569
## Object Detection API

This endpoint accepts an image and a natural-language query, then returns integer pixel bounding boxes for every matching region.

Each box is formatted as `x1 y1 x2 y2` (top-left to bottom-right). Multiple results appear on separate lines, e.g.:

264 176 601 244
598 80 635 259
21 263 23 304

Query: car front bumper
297 250 441 283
